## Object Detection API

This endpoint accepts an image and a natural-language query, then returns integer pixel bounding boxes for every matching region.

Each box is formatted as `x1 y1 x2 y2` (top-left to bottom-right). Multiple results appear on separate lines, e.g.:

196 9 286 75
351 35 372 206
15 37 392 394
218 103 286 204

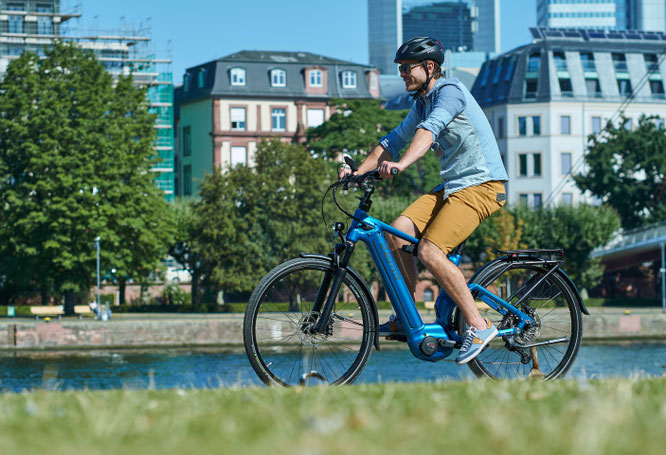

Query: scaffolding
0 0 175 201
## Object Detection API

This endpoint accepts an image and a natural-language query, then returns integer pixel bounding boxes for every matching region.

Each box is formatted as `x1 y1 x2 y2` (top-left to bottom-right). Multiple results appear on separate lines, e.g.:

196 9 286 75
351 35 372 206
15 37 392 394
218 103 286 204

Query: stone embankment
0 308 664 349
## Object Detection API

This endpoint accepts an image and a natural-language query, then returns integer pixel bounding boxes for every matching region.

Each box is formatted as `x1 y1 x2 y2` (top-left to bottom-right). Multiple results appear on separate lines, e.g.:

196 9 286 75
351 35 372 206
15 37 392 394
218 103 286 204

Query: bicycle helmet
394 37 444 98
394 37 444 65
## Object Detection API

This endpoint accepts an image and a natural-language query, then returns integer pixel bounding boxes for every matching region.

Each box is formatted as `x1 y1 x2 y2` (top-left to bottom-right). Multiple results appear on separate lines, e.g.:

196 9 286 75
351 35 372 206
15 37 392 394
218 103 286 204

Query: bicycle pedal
437 339 456 349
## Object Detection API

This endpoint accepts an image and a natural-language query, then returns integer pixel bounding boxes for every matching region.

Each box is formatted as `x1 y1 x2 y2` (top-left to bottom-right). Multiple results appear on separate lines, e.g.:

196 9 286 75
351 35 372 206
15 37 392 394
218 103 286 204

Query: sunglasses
398 62 424 74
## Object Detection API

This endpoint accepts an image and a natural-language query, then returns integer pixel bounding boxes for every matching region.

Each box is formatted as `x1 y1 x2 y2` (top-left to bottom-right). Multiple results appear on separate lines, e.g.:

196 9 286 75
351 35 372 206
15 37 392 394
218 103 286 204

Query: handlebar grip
390 168 399 175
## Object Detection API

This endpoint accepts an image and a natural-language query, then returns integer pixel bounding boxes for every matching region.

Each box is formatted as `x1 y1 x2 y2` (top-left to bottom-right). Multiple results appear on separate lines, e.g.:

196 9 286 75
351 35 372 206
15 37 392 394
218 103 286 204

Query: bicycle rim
244 259 373 386
463 263 582 380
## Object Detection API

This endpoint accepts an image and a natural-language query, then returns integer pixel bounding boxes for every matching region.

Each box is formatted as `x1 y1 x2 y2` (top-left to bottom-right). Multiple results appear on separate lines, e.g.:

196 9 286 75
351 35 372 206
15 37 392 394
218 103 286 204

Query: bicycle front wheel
459 261 583 380
243 258 375 386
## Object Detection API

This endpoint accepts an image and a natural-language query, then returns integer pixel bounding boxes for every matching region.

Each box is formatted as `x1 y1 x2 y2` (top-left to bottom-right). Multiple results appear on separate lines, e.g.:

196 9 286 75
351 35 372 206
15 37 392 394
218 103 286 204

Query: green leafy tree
190 140 333 304
575 115 666 229
515 204 620 290
0 42 174 311
466 208 525 267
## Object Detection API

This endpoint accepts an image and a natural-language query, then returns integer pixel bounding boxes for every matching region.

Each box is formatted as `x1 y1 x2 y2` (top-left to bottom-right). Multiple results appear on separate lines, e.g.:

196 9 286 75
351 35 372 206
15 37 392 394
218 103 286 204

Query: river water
1 342 665 392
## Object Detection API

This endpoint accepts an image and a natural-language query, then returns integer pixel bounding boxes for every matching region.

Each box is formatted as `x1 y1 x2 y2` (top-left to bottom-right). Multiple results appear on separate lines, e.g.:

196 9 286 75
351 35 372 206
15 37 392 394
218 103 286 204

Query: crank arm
514 337 569 349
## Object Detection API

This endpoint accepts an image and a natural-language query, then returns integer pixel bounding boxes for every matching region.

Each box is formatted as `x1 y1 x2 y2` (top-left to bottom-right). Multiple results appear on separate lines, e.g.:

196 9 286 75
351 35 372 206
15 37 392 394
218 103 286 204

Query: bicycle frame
333 206 535 363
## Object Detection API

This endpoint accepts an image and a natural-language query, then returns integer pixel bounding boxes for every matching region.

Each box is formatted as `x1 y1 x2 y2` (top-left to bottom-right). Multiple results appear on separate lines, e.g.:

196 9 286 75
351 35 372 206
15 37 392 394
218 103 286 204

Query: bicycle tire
457 260 583 380
243 257 375 386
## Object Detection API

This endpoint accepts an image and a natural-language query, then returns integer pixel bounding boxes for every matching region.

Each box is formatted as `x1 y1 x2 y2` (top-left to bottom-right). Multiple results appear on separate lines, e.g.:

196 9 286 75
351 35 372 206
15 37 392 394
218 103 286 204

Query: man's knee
388 216 418 249
418 239 447 270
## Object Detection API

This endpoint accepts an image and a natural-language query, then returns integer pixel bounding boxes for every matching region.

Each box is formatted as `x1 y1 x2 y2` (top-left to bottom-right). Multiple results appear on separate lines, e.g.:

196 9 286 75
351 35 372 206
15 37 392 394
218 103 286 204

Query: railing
592 222 666 257
581 61 596 72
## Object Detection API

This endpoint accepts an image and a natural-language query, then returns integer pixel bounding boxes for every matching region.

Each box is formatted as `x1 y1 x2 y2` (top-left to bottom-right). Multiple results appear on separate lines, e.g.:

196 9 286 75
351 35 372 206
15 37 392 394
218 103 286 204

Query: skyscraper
473 0 500 53
368 0 403 74
537 0 665 32
402 2 475 52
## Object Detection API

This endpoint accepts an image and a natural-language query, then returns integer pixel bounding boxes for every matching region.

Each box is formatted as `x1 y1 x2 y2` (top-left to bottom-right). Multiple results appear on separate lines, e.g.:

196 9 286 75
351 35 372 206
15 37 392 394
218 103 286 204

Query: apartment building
174 50 380 196
472 26 666 207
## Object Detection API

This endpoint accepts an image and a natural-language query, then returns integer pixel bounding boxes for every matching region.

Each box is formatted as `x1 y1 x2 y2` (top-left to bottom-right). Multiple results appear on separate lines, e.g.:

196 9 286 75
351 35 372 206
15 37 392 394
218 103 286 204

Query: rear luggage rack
492 248 564 262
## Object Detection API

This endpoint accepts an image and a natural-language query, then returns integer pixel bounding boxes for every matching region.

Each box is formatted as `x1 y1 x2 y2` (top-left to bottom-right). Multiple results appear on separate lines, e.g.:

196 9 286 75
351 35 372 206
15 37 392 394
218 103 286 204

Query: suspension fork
311 241 355 334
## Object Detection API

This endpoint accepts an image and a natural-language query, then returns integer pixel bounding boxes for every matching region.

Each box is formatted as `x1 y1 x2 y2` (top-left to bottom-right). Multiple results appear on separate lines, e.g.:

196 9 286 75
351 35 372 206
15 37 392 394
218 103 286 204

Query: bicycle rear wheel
459 261 583 380
243 258 375 386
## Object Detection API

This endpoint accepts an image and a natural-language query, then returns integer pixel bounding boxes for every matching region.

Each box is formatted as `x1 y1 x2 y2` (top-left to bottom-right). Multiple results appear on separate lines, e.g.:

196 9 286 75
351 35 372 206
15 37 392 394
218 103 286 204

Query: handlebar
338 167 399 190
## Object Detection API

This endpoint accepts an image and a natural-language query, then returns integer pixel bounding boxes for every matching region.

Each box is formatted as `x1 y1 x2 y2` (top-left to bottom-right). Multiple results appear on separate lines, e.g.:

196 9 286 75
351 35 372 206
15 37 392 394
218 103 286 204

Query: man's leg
386 215 419 299
418 239 486 329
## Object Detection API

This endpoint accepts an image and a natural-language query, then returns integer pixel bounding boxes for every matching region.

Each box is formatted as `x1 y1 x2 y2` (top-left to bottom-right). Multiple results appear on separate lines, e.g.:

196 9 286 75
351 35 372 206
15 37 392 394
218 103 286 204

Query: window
561 152 572 175
36 4 53 35
230 68 246 86
519 154 528 177
519 194 529 206
183 165 192 196
231 146 247 166
307 109 325 128
310 70 323 87
533 193 543 208
553 52 567 71
198 69 206 88
592 116 602 134
618 79 632 96
532 116 541 136
561 115 571 135
271 69 286 87
341 71 357 89
645 54 659 72
7 3 24 34
230 107 246 130
518 116 527 136
586 78 601 97
612 53 627 72
183 73 191 92
370 72 378 90
561 193 573 206
492 59 503 84
182 126 191 157
423 288 434 302
650 80 665 98
504 56 516 82
580 52 596 72
497 117 504 138
527 53 541 73
525 79 538 99
559 78 573 96
271 108 286 131
519 153 541 177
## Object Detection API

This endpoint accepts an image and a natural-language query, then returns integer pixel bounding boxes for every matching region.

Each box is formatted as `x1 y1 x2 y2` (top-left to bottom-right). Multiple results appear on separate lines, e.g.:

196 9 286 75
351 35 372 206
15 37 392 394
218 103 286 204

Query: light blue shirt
379 78 508 199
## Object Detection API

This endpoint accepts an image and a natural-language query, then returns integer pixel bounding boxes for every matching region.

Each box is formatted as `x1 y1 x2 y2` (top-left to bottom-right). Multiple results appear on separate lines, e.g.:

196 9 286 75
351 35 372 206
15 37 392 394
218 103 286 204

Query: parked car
164 257 192 283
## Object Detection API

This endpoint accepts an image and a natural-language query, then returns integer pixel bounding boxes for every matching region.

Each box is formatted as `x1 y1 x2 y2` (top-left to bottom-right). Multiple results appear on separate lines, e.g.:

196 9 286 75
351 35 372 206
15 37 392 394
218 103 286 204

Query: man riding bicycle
339 37 509 365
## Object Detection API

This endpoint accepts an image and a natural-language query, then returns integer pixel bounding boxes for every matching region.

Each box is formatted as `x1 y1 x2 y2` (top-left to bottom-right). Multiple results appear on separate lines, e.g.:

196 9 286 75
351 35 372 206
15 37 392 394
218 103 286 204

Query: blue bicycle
243 161 587 386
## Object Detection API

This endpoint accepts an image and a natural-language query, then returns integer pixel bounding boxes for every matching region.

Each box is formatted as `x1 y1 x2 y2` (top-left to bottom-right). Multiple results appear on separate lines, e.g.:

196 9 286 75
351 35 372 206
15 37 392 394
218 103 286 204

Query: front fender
299 253 381 350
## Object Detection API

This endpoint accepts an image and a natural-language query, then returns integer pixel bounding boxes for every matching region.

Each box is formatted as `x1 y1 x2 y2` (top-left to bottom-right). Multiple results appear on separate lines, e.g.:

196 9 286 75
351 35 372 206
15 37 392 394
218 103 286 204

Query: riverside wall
0 309 665 350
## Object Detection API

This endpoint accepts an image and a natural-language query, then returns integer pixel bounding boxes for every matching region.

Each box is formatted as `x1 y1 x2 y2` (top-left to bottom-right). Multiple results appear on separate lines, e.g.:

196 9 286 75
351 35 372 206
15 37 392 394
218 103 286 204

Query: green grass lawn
1 378 665 455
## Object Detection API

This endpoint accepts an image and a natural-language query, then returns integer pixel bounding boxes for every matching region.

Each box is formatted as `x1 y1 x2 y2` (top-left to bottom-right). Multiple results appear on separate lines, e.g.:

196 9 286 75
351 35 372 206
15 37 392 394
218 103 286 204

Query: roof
175 50 378 105
219 50 361 66
472 28 666 107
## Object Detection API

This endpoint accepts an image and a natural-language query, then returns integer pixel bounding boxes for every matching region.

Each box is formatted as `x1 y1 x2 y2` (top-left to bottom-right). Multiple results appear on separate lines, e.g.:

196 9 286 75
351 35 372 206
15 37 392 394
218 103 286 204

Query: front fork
311 242 354 334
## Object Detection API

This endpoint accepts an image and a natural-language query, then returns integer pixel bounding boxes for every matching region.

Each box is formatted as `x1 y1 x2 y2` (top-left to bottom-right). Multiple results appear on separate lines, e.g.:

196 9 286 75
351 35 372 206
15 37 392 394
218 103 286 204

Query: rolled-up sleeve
379 105 420 161
417 83 466 141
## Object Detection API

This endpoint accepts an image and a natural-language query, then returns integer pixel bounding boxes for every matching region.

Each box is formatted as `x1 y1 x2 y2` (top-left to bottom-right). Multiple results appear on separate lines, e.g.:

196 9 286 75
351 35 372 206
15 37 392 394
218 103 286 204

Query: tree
575 115 666 229
0 42 174 310
466 208 525 267
515 204 620 290
190 140 333 302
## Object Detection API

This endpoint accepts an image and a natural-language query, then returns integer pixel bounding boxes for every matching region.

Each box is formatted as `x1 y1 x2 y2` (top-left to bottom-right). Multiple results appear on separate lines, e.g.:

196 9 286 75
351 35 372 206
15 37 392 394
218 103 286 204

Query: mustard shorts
400 180 507 255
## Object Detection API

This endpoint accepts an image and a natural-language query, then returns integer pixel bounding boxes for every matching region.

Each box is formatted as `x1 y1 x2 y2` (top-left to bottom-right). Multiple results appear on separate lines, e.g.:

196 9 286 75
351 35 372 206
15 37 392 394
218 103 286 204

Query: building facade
0 0 175 200
537 0 665 32
368 0 403 75
402 2 475 52
174 51 380 196
472 27 666 207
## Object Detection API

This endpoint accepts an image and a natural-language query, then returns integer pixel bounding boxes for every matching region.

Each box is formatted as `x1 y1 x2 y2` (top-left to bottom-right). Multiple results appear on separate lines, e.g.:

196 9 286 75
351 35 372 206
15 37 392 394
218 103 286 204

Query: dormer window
370 72 378 90
184 73 191 92
230 67 246 86
342 71 357 89
310 69 323 87
271 69 286 87
198 68 207 88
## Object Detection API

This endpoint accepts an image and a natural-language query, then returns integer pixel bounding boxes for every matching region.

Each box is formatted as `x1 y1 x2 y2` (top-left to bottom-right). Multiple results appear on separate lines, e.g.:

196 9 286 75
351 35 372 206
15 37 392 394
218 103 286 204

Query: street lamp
95 236 101 318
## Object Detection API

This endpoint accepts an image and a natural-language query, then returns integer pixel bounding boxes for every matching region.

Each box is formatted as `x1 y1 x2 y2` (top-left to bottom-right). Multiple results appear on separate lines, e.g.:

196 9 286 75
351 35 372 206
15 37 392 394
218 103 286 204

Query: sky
78 0 537 84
